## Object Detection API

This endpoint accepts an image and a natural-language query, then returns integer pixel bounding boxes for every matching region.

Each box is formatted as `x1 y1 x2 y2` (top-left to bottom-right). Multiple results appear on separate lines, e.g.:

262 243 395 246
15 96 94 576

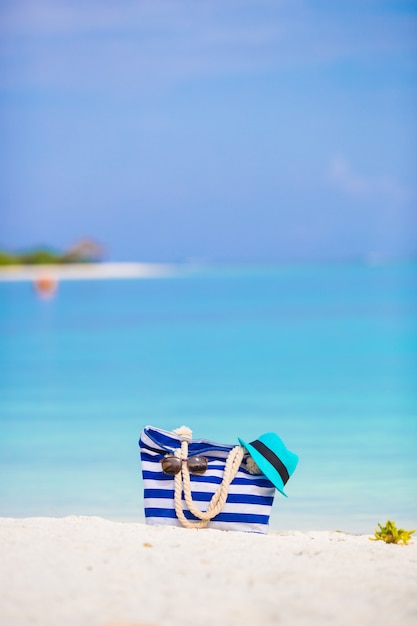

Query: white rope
171 427 246 529
173 425 193 439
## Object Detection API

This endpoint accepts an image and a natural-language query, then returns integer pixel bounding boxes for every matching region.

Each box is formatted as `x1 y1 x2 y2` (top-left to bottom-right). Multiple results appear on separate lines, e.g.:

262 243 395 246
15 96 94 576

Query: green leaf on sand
370 520 415 545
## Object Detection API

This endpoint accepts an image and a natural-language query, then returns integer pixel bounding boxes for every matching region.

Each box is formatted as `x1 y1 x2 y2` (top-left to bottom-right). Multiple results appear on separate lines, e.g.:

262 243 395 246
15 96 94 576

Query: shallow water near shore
1 261 416 533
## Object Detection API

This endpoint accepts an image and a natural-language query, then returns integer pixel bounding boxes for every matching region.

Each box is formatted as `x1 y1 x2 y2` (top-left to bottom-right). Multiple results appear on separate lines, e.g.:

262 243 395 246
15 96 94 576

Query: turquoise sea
1 262 416 534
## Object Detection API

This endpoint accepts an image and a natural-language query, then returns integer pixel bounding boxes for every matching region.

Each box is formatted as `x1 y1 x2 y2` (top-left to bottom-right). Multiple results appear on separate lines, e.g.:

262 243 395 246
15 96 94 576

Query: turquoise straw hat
238 433 299 497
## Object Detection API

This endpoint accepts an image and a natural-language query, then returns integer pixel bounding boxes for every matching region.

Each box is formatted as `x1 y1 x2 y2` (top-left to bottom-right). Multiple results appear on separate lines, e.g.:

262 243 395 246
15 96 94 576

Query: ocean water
1 262 416 534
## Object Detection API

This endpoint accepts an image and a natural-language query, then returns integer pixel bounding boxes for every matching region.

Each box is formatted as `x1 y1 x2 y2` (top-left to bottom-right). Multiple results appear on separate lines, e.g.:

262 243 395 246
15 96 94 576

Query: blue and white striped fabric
139 426 276 533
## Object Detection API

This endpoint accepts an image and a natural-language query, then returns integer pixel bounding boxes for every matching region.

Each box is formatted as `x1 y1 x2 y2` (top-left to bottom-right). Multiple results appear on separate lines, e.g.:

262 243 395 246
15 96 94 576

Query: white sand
1 517 416 626
0 262 178 281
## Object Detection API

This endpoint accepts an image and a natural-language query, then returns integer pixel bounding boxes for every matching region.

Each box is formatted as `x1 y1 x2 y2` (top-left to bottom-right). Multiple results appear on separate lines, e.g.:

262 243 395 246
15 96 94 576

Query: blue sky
1 0 416 262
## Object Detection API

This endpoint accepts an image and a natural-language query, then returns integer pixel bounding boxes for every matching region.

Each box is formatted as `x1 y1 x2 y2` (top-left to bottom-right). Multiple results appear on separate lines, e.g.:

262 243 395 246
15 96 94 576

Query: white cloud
328 156 410 206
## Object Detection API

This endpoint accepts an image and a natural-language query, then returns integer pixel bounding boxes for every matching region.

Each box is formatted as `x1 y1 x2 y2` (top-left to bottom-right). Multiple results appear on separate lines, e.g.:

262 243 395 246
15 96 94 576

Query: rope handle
171 426 256 529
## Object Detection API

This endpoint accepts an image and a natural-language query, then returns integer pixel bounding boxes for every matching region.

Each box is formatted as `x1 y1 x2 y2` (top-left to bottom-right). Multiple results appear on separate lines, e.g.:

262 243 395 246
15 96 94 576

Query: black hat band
250 439 290 486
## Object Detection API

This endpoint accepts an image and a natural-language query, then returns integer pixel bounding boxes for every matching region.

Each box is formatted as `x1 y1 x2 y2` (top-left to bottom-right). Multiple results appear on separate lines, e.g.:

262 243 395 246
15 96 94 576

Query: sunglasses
160 454 208 476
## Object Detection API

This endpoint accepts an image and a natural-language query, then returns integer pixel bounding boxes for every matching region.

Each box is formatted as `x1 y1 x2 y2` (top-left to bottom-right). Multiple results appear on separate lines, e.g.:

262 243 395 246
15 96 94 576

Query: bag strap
172 426 245 529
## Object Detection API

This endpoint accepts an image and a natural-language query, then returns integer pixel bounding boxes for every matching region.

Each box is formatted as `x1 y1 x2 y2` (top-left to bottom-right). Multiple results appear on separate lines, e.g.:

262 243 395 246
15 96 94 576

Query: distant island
0 239 105 266
0 240 176 283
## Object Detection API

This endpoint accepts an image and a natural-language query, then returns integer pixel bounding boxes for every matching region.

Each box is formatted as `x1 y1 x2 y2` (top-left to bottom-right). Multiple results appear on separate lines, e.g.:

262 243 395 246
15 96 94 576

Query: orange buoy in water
34 275 58 298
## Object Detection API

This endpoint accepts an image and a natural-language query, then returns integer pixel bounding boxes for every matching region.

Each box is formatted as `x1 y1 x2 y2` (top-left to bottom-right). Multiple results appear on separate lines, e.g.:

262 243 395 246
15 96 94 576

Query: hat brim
238 437 288 497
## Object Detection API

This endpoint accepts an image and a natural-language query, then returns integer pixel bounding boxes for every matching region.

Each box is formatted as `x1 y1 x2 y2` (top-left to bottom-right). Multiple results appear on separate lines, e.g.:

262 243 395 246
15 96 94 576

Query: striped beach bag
139 425 277 533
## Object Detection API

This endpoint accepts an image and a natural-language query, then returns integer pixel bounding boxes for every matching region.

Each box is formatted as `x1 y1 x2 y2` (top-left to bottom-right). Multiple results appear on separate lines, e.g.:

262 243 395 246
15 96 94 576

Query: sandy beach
1 516 416 626
0 262 178 282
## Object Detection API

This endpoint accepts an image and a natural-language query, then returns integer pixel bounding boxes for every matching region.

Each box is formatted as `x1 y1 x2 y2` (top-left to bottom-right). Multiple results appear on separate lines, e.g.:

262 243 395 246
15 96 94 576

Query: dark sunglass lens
187 456 208 475
160 456 181 475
